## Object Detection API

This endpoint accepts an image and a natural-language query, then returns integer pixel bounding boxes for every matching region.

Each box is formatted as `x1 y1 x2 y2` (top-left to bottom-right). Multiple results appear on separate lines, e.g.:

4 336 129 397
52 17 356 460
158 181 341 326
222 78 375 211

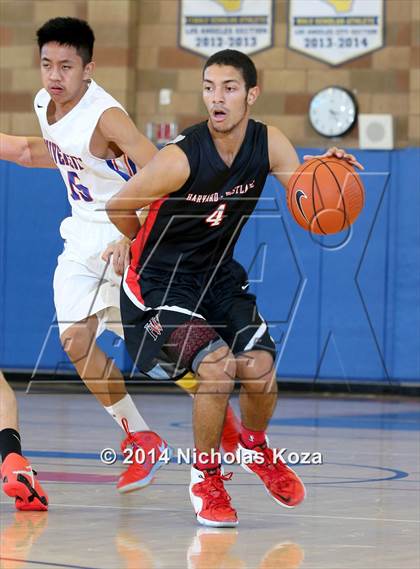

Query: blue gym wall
0 148 419 385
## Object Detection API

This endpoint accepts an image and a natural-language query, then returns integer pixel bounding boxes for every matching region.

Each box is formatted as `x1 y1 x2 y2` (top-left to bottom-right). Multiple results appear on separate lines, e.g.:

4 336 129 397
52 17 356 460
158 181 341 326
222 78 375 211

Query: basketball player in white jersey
0 17 161 505
0 17 241 509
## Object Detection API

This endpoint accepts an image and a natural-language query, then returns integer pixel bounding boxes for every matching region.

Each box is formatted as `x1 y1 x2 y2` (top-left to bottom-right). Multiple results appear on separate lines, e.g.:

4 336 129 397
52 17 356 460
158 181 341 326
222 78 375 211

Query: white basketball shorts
53 215 124 338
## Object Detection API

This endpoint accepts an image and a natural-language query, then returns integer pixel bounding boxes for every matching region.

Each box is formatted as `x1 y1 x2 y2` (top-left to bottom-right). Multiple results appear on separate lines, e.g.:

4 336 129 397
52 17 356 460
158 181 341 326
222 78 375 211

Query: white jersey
34 80 136 225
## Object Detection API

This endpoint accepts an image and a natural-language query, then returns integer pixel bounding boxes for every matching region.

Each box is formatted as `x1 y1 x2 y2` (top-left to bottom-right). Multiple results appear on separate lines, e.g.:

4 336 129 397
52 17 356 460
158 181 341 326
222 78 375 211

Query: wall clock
309 86 358 138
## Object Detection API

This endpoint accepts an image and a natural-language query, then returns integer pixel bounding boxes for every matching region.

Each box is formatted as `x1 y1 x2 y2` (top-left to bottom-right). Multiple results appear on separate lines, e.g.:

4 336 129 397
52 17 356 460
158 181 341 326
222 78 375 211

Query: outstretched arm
267 126 364 189
106 144 190 239
0 133 55 168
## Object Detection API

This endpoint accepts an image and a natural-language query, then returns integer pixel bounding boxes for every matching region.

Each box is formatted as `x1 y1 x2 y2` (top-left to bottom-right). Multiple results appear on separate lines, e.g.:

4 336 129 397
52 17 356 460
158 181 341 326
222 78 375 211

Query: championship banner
179 0 274 58
288 0 384 66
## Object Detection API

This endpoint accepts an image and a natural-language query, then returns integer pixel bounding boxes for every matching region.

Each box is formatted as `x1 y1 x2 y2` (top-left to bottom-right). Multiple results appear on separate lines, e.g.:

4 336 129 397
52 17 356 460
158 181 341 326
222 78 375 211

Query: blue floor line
269 411 420 430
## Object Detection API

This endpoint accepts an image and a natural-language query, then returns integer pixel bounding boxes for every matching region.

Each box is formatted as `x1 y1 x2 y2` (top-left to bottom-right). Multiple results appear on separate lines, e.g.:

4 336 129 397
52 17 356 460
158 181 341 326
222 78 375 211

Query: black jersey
131 119 270 274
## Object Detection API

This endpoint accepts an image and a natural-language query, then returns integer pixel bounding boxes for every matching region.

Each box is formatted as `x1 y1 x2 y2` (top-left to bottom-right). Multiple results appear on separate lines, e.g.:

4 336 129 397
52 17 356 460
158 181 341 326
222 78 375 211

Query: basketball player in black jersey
107 50 362 527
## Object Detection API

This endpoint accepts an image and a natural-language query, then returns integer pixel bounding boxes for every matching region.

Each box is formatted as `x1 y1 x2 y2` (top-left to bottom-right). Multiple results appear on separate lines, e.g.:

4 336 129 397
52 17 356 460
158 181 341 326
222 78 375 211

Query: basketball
286 157 365 235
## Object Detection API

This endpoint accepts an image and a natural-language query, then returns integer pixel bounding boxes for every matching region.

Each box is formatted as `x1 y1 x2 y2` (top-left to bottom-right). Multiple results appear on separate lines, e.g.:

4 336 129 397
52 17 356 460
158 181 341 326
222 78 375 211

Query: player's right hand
303 147 364 170
101 236 131 276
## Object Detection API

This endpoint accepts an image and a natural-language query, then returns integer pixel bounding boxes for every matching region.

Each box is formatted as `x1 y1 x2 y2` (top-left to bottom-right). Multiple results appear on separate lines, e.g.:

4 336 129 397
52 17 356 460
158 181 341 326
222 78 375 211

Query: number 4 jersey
130 119 270 275
34 80 137 225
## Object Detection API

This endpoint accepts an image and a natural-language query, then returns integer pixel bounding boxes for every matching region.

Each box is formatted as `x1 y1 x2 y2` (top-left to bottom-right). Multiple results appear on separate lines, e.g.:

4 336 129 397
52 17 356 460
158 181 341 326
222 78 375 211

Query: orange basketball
286 157 365 235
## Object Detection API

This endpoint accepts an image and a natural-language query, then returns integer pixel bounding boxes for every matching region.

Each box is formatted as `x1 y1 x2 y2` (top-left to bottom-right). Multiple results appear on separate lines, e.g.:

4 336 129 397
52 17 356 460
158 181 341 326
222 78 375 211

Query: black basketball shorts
121 258 276 380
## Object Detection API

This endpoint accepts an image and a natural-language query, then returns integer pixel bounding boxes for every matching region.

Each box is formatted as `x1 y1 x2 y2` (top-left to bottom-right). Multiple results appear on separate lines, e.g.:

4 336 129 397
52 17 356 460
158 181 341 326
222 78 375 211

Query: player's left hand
101 236 131 276
303 147 364 170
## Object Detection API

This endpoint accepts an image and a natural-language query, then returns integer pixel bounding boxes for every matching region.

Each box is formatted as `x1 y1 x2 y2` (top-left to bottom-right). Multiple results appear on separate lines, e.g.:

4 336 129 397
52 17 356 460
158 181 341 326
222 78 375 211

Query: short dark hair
36 17 95 65
203 49 257 90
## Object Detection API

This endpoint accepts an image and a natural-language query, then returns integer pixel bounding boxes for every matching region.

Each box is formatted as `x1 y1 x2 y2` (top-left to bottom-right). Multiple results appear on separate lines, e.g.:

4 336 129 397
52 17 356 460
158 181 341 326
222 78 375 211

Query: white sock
105 394 149 433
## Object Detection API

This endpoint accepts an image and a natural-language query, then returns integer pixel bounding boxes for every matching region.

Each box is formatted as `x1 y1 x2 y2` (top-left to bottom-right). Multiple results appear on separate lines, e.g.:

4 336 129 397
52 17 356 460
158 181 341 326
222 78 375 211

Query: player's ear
83 60 95 80
247 85 260 107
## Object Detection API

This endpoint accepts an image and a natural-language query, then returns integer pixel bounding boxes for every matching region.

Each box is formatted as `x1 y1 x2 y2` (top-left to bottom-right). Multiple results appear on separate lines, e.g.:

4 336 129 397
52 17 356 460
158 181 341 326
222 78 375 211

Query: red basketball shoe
1 453 48 511
189 466 238 527
117 422 172 493
220 404 240 454
238 439 306 508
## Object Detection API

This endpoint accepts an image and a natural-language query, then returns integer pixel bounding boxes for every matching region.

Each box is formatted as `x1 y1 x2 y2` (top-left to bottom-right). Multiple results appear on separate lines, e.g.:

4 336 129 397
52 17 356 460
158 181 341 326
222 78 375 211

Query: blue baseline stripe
270 411 420 431
26 450 101 460
105 159 130 181
24 450 226 465
25 450 182 464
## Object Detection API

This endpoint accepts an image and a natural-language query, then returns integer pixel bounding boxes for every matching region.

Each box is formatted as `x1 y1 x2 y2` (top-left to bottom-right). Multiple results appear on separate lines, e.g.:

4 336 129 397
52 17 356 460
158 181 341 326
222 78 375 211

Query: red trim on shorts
125 197 168 303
